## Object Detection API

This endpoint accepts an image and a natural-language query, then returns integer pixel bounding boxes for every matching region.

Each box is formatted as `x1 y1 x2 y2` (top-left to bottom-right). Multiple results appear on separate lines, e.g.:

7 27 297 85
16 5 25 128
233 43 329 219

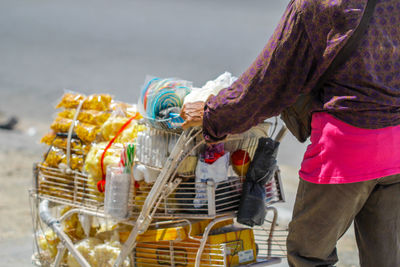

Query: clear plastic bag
138 76 192 128
58 109 111 126
56 92 112 111
183 72 237 104
75 123 100 143
194 152 230 208
84 142 124 181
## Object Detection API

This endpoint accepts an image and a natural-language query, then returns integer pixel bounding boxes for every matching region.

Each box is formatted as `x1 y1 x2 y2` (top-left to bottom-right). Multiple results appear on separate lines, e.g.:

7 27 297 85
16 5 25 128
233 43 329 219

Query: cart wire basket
31 122 289 267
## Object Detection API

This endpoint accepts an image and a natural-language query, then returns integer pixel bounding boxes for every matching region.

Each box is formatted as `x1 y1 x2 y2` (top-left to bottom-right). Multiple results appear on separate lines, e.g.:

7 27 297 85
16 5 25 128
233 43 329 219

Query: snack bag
82 94 112 111
50 117 74 133
66 238 103 267
56 92 112 111
78 110 111 126
60 153 84 171
58 109 111 126
44 147 66 168
61 206 86 241
100 116 130 141
56 92 85 109
75 123 100 143
84 142 123 181
116 122 146 143
37 229 60 260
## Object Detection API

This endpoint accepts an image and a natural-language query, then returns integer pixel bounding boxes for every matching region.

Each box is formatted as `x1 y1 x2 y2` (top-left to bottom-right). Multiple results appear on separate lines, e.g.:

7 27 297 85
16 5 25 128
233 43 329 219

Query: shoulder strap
313 0 378 94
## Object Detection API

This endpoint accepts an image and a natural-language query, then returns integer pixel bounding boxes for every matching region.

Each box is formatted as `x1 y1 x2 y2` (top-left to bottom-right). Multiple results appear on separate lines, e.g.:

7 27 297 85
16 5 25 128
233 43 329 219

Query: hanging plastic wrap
138 77 192 129
183 72 237 104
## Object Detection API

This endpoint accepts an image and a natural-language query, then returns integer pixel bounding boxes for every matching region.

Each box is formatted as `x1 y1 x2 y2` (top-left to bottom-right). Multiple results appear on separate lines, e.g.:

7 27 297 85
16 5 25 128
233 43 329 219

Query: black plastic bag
237 137 280 226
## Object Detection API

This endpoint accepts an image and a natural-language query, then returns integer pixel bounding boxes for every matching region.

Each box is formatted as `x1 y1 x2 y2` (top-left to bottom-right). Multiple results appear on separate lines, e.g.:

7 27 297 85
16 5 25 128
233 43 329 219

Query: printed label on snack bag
239 249 254 263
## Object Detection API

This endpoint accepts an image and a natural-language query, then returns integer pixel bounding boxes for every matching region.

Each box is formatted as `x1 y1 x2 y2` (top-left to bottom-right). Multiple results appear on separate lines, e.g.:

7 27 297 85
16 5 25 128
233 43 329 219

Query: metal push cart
30 118 288 267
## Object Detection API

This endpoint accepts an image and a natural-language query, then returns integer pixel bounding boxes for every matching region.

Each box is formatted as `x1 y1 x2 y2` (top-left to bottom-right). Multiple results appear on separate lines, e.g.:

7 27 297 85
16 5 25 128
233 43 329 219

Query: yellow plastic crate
119 219 233 243
135 227 257 267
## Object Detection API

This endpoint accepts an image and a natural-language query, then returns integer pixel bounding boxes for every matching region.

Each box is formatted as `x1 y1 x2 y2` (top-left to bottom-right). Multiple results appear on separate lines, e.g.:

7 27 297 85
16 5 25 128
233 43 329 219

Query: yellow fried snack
50 117 74 133
67 238 103 267
40 132 57 145
84 142 123 181
37 229 60 260
57 109 76 120
61 206 86 242
100 116 129 141
100 116 146 142
54 139 90 155
41 133 91 155
77 110 111 126
44 147 66 168
117 123 146 143
56 92 86 109
94 240 130 267
60 154 84 171
75 123 100 143
58 109 110 126
82 94 112 111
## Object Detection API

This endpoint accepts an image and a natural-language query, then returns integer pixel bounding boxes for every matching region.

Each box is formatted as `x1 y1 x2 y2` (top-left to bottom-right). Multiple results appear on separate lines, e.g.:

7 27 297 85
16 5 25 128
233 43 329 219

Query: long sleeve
203 1 318 142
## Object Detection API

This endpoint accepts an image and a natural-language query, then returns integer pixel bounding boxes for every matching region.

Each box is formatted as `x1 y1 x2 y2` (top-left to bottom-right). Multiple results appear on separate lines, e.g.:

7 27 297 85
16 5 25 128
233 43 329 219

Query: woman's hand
180 101 205 129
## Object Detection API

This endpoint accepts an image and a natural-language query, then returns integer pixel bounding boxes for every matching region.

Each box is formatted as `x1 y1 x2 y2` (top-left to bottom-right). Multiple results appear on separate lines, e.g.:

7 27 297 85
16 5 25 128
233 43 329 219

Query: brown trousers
287 174 400 267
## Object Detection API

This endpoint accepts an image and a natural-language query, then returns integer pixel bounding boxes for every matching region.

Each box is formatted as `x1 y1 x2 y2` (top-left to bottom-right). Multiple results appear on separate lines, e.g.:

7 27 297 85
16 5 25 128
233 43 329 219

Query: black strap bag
237 137 280 226
281 0 378 143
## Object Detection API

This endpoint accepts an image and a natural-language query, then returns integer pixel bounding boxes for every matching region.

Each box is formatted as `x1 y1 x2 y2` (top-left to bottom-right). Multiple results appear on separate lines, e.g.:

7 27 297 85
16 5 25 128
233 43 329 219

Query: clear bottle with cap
104 166 131 219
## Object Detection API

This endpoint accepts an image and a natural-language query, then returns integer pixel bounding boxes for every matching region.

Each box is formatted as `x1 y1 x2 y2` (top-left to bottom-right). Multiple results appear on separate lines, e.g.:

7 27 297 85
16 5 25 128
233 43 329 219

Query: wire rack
34 163 284 221
34 123 284 219
30 195 287 267
31 123 288 267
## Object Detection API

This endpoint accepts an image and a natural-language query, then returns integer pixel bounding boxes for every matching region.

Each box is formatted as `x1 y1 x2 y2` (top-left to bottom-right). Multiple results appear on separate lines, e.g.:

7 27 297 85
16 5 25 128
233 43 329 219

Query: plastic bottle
104 166 131 219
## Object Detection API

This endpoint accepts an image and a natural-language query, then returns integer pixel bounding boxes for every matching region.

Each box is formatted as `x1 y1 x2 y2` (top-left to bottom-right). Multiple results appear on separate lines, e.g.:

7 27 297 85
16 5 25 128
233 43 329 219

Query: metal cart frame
31 124 288 267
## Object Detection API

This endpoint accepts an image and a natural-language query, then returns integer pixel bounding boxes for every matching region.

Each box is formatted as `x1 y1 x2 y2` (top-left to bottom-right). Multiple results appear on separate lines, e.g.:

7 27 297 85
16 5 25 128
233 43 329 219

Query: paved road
0 0 358 266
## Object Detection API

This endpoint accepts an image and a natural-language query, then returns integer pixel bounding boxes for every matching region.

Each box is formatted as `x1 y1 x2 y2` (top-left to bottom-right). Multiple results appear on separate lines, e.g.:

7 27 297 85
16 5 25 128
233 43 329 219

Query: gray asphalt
0 0 357 266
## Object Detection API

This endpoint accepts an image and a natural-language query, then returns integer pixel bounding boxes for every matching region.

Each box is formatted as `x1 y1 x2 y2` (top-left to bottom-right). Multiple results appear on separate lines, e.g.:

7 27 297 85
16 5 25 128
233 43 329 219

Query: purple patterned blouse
203 0 400 142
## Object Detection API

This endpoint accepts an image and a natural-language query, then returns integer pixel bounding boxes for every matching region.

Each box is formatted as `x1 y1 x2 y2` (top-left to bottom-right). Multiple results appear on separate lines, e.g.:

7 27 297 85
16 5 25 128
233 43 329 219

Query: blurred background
0 0 358 266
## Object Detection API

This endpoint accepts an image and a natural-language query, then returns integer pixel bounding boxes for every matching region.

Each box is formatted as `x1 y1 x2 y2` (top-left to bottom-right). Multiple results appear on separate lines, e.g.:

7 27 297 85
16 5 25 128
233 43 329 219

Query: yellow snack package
54 138 90 155
37 229 60 260
78 110 111 126
117 123 146 143
58 108 111 126
57 109 76 120
60 153 84 171
56 92 112 111
44 147 66 168
100 116 129 141
61 206 86 242
56 92 86 109
101 115 145 142
50 117 74 133
40 132 57 145
94 240 130 267
75 123 100 143
82 94 112 111
67 238 103 267
84 142 123 181
41 133 90 155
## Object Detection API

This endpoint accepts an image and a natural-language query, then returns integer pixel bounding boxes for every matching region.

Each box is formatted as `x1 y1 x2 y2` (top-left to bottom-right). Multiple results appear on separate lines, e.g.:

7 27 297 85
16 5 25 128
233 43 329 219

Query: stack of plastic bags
139 77 192 129
40 92 146 201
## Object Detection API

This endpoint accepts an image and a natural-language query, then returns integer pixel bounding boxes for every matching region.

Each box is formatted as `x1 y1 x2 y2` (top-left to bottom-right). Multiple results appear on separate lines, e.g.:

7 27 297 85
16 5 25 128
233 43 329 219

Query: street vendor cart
30 78 288 267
